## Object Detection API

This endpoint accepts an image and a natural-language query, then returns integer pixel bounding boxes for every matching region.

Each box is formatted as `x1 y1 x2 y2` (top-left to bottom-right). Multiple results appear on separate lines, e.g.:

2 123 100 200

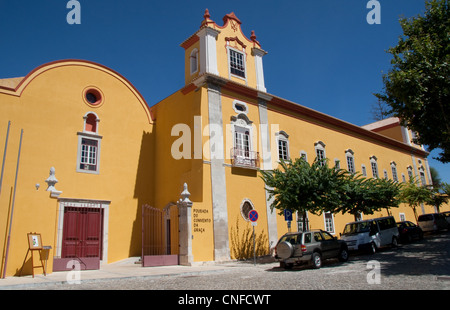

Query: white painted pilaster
198 27 220 76
252 47 267 92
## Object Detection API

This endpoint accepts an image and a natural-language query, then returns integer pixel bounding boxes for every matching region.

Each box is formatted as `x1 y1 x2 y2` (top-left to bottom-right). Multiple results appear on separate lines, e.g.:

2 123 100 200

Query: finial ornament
180 183 192 204
45 167 58 192
45 167 62 198
200 8 215 28
204 8 210 19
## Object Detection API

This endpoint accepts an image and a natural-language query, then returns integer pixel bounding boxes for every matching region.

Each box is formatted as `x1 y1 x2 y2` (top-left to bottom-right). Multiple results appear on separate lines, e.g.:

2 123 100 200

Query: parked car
273 229 349 269
396 221 423 243
340 216 399 254
417 213 449 232
443 211 450 226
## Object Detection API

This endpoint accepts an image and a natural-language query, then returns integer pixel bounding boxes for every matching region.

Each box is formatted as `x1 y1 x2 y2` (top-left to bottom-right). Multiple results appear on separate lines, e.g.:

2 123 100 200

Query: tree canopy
374 0 450 162
260 158 401 224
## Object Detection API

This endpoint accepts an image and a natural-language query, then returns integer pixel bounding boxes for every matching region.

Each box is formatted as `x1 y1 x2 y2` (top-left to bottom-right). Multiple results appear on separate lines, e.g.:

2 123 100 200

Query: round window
83 87 103 107
86 92 98 104
240 200 254 221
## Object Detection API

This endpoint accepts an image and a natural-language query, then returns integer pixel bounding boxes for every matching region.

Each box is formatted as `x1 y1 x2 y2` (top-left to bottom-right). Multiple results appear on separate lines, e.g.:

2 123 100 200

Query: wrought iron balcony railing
231 147 260 169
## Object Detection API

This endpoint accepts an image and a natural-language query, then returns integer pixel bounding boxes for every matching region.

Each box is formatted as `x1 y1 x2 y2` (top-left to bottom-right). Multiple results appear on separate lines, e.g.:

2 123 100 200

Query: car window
288 235 299 244
370 221 379 234
304 233 312 244
322 231 334 240
279 234 301 244
418 214 433 221
313 232 323 242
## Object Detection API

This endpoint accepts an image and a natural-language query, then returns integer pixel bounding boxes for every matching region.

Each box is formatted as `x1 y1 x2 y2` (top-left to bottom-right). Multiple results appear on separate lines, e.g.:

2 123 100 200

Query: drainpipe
0 121 11 198
0 121 11 278
2 129 23 278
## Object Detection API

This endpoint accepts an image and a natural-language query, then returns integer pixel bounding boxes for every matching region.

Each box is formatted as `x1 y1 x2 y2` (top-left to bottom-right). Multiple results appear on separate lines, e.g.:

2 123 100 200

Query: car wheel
392 236 398 248
276 241 294 260
369 242 377 254
312 252 322 269
338 247 349 262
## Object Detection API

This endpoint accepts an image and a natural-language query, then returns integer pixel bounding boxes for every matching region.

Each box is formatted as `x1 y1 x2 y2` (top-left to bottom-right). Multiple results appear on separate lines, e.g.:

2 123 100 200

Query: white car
417 213 449 232
340 216 399 254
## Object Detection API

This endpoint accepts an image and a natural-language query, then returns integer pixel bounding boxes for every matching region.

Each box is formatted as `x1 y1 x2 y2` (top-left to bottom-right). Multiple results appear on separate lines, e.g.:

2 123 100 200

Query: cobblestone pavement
21 231 450 291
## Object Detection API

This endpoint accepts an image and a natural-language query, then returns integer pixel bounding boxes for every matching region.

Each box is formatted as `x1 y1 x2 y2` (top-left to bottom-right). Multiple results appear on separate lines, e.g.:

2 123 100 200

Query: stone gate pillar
177 183 193 266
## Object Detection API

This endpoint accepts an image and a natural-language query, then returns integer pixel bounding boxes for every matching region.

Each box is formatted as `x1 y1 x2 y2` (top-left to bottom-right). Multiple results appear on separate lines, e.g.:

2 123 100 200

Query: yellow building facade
0 10 447 277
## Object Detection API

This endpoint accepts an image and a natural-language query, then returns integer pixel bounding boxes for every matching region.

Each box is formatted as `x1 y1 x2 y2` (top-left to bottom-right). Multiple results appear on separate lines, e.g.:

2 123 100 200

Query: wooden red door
62 207 103 259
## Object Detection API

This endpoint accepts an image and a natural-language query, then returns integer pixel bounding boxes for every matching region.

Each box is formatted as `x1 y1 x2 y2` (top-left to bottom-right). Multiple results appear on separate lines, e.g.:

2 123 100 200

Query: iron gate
141 204 179 267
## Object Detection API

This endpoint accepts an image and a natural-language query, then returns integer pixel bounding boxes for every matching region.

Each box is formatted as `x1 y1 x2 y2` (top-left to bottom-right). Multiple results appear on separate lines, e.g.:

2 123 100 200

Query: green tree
260 158 347 229
428 190 449 213
429 167 442 188
442 182 450 196
337 174 402 220
375 0 450 162
399 178 433 221
260 158 402 226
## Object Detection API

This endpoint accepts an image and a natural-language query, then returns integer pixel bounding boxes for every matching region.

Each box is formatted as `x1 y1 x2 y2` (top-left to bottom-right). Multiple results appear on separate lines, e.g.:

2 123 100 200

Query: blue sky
0 0 448 183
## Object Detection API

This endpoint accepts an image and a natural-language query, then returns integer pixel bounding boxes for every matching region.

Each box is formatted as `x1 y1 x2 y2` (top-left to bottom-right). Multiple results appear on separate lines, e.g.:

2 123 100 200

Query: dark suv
274 230 349 269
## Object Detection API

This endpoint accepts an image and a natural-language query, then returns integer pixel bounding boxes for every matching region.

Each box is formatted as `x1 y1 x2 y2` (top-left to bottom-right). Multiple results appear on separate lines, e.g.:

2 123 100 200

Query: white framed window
324 212 335 234
239 199 255 222
361 164 367 177
228 47 246 79
77 134 101 174
419 167 426 185
190 48 199 75
297 212 309 232
391 162 398 182
81 138 98 170
276 131 289 161
235 126 250 158
407 166 414 180
334 159 340 170
399 213 406 222
345 149 355 174
77 112 102 174
370 156 379 179
315 141 326 166
300 151 308 162
232 100 248 114
230 113 258 169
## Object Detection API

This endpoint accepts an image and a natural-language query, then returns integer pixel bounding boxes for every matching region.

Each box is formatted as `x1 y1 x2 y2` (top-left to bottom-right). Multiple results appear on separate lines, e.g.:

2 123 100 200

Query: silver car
417 213 449 232
274 229 349 269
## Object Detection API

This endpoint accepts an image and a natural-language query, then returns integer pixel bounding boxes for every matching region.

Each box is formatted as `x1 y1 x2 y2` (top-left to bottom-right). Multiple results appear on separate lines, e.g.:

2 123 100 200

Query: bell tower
180 9 268 92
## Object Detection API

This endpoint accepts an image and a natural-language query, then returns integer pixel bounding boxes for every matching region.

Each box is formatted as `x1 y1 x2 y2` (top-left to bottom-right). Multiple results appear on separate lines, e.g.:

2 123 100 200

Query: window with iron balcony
231 126 259 169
